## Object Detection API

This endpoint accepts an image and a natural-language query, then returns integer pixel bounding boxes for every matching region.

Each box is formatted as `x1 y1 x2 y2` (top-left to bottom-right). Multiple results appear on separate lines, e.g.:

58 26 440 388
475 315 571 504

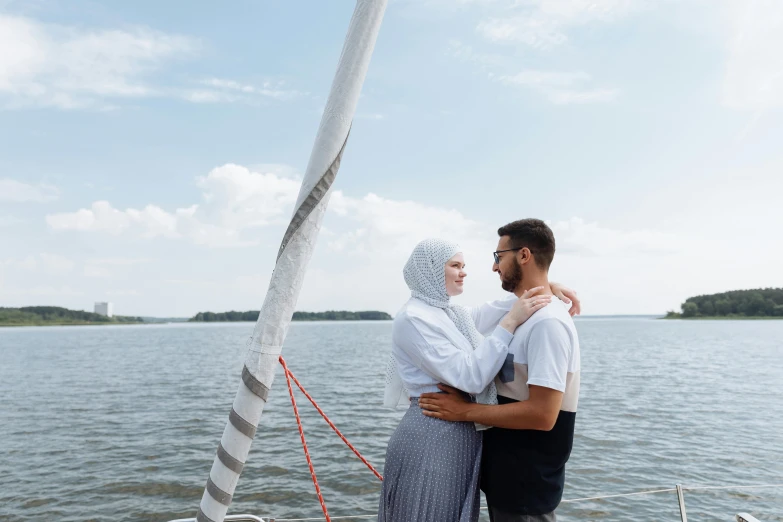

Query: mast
195 2 387 521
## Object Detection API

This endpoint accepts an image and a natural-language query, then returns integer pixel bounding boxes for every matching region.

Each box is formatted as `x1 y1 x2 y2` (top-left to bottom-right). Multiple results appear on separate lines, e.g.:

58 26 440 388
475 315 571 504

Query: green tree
670 288 783 319
682 302 699 318
715 299 732 316
699 300 715 316
191 310 391 322
744 293 768 316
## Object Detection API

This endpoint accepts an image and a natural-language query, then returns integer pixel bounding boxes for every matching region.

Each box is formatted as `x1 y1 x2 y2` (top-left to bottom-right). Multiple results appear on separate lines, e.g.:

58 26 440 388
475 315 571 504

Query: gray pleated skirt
377 398 483 522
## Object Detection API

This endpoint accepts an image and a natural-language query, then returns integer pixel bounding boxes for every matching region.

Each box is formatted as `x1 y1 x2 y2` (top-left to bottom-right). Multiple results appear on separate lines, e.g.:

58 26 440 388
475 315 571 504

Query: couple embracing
378 219 581 522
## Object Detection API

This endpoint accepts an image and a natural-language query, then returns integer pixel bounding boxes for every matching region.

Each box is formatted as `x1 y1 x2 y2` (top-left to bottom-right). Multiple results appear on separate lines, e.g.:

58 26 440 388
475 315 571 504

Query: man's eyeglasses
493 248 522 264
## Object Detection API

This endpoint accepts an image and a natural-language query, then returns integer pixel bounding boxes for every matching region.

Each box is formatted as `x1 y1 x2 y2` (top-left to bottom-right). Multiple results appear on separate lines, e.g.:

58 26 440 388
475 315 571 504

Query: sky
1 0 782 318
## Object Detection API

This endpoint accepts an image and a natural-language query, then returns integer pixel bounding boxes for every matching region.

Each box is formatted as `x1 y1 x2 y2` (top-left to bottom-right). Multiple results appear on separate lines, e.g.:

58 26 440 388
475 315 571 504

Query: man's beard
500 257 522 292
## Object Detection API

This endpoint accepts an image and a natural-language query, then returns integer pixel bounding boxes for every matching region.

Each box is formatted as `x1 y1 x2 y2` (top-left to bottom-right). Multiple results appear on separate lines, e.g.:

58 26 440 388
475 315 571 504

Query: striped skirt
377 398 483 522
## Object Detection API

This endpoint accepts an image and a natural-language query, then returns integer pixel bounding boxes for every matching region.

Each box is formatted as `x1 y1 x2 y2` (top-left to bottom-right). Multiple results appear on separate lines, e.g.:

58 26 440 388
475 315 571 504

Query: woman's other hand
550 282 581 317
500 286 551 333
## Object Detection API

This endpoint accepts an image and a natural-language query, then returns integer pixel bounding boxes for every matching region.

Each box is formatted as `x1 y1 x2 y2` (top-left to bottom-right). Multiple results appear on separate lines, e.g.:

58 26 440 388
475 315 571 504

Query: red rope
281 356 331 522
279 356 384 482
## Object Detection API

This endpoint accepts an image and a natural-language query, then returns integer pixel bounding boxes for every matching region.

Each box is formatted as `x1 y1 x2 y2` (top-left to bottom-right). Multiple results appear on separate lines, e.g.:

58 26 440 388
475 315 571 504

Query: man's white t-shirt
471 294 580 410
470 293 581 515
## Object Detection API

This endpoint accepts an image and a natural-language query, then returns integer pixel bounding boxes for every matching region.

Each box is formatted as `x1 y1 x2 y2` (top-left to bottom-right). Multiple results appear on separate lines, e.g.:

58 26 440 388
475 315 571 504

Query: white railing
168 482 782 522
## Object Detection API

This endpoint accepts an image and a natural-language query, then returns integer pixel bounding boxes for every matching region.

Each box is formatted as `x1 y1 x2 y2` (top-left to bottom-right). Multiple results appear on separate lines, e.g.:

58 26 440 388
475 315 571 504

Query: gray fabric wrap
195 508 217 522
277 130 351 260
217 442 245 474
206 476 233 506
229 408 257 439
242 365 269 401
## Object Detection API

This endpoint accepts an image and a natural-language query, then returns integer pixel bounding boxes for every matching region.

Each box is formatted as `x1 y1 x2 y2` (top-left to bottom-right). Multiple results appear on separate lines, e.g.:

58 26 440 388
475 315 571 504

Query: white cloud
0 14 198 110
495 70 618 104
46 164 301 247
48 164 683 268
721 0 783 109
448 0 783 111
183 78 306 105
47 200 134 234
0 178 59 202
5 285 83 297
448 40 507 69
501 70 590 88
84 257 149 278
0 215 24 226
44 163 485 256
105 289 141 297
42 161 766 315
305 208 693 313
550 217 684 256
328 191 482 254
442 1 639 105
2 253 74 275
39 253 75 275
449 38 618 104
247 163 302 180
478 15 567 48
475 0 643 48
183 90 240 104
453 0 782 110
194 164 300 228
356 112 386 120
298 191 504 313
3 255 39 271
546 88 618 104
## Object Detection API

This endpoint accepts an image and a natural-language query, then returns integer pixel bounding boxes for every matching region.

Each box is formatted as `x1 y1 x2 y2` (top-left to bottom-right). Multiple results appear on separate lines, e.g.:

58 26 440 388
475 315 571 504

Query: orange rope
281 356 331 522
279 356 384 482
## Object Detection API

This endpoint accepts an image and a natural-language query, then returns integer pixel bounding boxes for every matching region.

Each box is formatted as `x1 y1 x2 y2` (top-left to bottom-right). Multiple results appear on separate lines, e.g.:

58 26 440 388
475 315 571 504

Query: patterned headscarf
402 238 457 308
384 239 498 425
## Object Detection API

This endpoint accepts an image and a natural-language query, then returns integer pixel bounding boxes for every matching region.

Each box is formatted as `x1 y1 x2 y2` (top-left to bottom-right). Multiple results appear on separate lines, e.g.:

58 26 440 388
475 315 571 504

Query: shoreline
7 315 783 328
662 316 783 320
0 319 393 328
0 321 146 327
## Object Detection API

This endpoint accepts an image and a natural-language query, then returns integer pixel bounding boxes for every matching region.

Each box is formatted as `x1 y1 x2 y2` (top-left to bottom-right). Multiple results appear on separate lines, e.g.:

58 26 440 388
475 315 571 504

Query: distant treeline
0 306 143 326
666 288 783 319
190 310 392 322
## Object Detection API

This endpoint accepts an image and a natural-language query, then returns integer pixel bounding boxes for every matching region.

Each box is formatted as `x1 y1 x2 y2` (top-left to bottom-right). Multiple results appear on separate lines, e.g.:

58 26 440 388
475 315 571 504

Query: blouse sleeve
469 296 516 336
393 314 513 394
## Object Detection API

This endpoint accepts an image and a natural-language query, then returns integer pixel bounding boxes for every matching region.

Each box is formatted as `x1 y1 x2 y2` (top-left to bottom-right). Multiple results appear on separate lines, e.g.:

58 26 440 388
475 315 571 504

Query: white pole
195 2 387 521
676 484 688 522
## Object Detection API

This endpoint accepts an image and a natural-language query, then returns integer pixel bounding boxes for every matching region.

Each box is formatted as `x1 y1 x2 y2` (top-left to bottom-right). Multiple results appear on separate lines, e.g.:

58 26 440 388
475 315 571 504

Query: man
419 218 580 522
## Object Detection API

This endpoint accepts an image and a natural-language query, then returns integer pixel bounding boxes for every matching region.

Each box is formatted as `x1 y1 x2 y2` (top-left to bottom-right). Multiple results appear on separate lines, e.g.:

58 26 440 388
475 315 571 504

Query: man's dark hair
497 218 556 270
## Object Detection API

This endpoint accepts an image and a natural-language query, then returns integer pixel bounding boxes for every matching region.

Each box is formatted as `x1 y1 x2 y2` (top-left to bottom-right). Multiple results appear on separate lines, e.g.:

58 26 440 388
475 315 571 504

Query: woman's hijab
384 239 498 426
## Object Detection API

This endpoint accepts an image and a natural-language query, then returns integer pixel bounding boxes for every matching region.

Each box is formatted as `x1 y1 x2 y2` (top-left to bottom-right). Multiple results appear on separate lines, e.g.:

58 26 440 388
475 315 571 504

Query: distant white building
94 302 113 317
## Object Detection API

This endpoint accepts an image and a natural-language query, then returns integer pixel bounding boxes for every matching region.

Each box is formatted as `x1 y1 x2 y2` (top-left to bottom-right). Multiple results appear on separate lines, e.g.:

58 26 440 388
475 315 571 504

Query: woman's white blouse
392 297 513 397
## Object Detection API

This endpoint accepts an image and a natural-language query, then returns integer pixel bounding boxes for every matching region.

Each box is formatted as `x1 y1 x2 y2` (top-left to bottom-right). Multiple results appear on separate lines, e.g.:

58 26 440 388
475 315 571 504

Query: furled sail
195 2 388 521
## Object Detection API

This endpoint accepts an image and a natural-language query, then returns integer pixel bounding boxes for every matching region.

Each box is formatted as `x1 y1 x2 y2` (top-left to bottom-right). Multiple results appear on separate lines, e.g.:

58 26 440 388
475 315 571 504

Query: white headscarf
383 239 498 424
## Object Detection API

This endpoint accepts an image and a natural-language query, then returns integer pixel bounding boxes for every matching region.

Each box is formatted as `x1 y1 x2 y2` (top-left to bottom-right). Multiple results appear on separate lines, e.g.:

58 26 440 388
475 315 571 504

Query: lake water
1 318 782 522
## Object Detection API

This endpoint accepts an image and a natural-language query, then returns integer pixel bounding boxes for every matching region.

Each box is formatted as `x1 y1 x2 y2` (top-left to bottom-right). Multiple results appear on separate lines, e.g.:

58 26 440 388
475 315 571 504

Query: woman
378 239 575 522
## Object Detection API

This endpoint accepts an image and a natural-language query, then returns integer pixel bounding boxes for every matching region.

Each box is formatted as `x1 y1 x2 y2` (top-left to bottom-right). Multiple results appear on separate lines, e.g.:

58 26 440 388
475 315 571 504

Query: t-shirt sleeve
526 318 572 392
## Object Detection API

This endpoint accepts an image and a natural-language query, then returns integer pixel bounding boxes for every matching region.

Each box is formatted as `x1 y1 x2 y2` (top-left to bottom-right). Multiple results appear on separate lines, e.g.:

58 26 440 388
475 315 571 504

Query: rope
278 356 383 482
280 357 330 522
559 482 783 503
682 483 783 492
271 356 782 522
270 513 378 522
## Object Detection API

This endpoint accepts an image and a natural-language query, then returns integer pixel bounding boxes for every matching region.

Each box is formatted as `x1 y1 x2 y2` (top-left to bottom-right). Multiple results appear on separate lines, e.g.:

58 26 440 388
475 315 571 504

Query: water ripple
1 319 782 521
